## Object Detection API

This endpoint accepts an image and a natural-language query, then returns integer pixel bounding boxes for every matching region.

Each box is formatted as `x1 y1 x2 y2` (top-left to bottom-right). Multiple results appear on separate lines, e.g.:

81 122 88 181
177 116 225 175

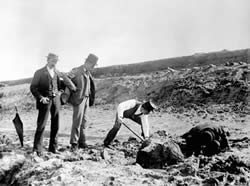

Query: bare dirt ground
0 104 250 185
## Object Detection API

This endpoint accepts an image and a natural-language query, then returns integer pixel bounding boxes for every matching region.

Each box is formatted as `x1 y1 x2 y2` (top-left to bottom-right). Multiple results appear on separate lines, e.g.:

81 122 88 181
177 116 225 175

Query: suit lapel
42 66 50 82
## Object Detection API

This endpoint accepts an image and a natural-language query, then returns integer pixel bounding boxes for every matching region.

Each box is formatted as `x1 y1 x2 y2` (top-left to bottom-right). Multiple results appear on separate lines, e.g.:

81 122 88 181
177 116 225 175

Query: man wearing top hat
104 99 158 147
30 53 76 156
60 53 98 151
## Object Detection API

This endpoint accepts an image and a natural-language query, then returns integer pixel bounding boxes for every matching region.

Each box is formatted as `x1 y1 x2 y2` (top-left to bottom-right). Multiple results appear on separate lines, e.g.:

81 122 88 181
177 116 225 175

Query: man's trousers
70 97 89 146
33 96 61 153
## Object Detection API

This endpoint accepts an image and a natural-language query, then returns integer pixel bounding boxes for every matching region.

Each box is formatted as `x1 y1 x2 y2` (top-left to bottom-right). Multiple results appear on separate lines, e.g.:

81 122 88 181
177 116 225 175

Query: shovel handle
121 122 144 142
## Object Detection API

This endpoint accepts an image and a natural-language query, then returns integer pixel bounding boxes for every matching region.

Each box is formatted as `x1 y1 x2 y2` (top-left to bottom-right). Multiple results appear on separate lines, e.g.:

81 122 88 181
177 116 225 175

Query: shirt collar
135 105 142 115
46 65 55 71
82 66 91 76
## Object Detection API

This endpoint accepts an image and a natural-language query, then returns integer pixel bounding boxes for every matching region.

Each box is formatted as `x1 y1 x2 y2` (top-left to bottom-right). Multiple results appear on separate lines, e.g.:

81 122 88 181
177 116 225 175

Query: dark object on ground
136 138 184 168
12 106 24 147
181 124 229 157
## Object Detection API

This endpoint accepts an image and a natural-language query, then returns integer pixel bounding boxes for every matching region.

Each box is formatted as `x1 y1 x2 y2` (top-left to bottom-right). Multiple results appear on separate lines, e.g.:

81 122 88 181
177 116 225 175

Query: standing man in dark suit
61 54 98 151
30 53 76 156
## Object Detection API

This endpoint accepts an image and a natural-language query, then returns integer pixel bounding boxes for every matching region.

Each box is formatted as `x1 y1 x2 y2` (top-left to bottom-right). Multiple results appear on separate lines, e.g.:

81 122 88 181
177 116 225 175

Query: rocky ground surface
0 126 250 186
0 61 249 185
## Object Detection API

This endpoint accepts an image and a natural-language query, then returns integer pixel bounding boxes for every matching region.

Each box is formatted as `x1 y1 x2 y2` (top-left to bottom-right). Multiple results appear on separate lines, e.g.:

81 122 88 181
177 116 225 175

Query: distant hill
93 48 250 77
1 48 249 86
0 77 32 86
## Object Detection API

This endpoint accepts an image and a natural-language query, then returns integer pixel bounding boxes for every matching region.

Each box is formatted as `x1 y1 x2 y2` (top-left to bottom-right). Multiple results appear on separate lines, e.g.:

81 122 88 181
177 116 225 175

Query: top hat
86 53 98 65
142 99 158 112
46 53 58 59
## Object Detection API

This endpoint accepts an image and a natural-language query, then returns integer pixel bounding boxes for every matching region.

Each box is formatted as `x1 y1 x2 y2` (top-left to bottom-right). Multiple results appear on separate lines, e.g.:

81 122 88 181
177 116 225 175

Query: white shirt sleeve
117 99 137 122
141 115 149 138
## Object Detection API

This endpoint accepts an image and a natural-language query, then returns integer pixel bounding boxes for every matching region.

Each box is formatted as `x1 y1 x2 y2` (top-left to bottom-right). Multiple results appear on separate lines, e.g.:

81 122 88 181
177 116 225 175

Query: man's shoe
71 144 78 152
78 143 88 149
104 143 114 149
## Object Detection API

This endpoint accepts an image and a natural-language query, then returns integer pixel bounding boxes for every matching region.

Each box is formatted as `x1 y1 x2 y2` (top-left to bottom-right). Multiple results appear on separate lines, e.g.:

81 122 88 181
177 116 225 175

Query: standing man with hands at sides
60 54 98 152
104 99 158 148
30 53 76 156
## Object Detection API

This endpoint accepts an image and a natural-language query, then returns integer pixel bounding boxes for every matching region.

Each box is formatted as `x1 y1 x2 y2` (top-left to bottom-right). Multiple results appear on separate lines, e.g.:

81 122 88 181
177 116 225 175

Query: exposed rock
101 148 127 165
103 176 122 186
210 155 250 174
0 153 25 185
136 136 184 168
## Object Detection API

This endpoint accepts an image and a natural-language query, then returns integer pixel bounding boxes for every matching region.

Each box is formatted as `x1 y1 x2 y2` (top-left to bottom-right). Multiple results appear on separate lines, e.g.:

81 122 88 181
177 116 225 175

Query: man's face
85 60 96 71
47 58 58 68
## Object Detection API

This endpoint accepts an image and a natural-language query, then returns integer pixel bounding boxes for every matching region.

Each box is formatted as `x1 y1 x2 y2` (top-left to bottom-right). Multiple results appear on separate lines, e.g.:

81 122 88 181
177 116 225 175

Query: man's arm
218 127 230 150
220 133 230 150
117 104 126 123
141 115 149 139
30 71 42 100
55 69 77 91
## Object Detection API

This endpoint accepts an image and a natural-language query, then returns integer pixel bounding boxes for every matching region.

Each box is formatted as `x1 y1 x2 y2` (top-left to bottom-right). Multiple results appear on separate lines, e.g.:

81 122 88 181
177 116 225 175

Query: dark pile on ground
147 62 250 113
136 131 184 169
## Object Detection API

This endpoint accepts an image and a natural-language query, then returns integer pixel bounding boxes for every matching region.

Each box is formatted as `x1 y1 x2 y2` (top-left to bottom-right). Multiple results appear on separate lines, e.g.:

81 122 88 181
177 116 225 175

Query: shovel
12 106 24 147
121 122 144 142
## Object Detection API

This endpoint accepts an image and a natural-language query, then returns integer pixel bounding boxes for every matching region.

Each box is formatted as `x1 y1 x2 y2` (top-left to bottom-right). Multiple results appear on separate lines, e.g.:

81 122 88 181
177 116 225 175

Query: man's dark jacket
66 66 95 107
30 66 75 109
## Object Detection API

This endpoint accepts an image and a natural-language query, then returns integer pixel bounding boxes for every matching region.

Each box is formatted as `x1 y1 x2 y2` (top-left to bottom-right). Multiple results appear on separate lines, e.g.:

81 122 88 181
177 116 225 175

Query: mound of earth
146 62 250 114
94 62 250 116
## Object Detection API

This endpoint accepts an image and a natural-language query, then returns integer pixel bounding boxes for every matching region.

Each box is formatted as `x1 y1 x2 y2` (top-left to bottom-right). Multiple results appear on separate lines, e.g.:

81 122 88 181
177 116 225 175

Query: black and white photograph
0 0 250 185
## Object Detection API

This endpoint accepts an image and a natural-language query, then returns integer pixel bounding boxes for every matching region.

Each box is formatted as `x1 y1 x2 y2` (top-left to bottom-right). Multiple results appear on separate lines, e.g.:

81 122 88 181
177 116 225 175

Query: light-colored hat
46 53 58 59
149 99 158 110
86 53 98 65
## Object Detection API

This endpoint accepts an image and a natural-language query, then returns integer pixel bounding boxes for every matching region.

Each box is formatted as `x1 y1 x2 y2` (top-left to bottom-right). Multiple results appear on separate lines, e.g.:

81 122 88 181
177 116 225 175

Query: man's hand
117 117 123 124
40 97 50 104
59 90 64 95
141 137 151 148
143 137 151 144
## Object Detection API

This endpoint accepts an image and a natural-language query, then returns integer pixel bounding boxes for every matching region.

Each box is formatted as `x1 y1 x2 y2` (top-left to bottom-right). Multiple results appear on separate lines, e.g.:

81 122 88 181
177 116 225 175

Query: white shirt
47 66 55 78
117 99 150 138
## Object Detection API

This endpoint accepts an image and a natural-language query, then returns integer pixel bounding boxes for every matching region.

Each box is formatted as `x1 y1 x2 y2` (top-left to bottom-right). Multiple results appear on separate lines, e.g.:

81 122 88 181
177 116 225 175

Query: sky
0 0 250 81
